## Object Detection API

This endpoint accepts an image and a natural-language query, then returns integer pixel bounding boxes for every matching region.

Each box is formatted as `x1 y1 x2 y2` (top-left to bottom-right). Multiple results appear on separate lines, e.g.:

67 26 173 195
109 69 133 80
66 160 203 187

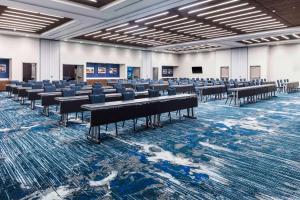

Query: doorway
250 66 261 80
127 67 141 79
23 63 37 82
153 67 158 80
63 65 84 82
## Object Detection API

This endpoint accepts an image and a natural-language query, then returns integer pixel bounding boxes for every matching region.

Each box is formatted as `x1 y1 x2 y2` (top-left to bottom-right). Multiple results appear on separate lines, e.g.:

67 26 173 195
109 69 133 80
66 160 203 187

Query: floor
0 92 299 200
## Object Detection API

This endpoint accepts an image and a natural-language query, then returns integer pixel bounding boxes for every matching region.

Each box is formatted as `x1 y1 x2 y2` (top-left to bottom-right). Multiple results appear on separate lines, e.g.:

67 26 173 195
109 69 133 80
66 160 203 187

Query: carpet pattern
0 92 300 200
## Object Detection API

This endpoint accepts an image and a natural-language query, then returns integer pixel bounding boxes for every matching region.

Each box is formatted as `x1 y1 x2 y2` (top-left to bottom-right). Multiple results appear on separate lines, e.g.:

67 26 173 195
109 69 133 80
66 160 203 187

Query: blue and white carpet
0 92 299 199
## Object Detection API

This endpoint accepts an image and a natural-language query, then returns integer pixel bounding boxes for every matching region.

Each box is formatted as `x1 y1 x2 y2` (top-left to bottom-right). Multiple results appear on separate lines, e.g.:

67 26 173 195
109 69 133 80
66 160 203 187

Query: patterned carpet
0 92 300 200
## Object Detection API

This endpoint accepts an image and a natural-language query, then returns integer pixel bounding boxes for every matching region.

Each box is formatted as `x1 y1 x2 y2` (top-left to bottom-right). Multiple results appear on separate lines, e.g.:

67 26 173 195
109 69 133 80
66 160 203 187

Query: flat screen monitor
192 67 203 74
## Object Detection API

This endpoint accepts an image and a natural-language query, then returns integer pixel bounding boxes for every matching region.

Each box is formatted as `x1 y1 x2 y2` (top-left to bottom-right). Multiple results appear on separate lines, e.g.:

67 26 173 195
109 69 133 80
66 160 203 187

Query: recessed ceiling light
189 0 239 14
281 35 289 40
270 36 279 41
292 34 300 39
178 0 214 11
106 23 129 31
145 15 179 25
205 7 255 19
213 10 262 22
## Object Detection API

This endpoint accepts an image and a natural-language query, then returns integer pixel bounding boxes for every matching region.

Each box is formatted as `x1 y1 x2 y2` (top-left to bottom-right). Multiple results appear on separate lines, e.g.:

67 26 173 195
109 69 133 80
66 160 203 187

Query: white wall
1 34 300 82
268 44 300 82
177 51 216 78
0 35 40 81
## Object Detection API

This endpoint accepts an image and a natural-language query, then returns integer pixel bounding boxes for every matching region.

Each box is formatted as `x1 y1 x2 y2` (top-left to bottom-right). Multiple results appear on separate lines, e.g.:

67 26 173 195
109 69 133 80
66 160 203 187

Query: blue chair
89 94 105 104
136 85 145 92
93 84 102 89
148 89 160 97
92 88 104 94
32 84 43 89
121 91 136 132
167 87 176 96
62 89 75 97
116 87 126 93
44 86 56 92
71 85 81 91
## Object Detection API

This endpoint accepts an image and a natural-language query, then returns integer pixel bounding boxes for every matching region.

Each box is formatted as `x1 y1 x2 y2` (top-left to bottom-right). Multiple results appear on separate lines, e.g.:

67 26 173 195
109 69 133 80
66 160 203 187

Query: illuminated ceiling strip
102 34 120 39
93 32 111 38
0 22 43 30
220 13 267 24
84 30 102 37
189 0 239 14
197 3 249 17
261 38 270 42
4 10 59 21
0 25 37 32
146 32 172 38
293 34 300 39
205 33 237 38
242 40 252 44
0 16 50 25
270 36 279 41
226 16 272 26
244 25 287 32
106 23 129 31
140 30 163 37
7 7 63 19
251 39 261 43
117 36 135 41
231 19 277 28
185 28 220 34
176 25 211 32
124 27 147 34
109 35 129 40
154 18 188 27
190 28 224 35
162 20 196 29
145 15 178 25
115 25 139 32
205 7 256 19
196 30 232 36
281 35 289 40
2 13 55 23
179 0 214 11
213 10 261 22
0 19 46 27
241 23 284 31
135 12 169 22
131 29 156 35
170 23 203 30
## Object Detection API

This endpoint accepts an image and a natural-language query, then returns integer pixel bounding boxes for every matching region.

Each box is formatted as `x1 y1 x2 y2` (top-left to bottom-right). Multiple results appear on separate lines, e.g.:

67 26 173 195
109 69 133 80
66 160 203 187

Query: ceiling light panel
238 34 300 45
76 0 290 48
0 5 71 34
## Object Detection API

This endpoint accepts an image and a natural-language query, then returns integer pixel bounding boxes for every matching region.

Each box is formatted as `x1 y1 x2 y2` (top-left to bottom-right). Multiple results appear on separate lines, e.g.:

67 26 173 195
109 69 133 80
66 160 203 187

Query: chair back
62 89 76 97
92 88 104 94
148 89 160 97
136 85 145 92
44 86 56 92
116 87 126 93
89 94 105 104
32 84 43 89
122 91 135 101
167 87 177 96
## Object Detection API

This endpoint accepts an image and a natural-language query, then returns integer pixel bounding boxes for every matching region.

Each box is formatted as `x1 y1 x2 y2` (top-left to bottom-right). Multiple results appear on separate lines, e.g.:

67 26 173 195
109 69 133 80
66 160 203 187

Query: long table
5 84 16 97
81 94 198 143
149 84 169 93
55 91 149 126
227 84 277 106
285 82 299 93
172 84 195 94
196 85 226 102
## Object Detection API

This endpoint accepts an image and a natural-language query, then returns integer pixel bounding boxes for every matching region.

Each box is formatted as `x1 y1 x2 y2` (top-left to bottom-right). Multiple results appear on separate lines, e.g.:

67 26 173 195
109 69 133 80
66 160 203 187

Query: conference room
0 0 299 199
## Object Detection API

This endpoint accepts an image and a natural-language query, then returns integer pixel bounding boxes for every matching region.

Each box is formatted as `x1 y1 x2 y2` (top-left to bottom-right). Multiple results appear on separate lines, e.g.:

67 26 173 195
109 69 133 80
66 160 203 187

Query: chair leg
122 121 125 127
115 123 118 136
106 124 108 131
81 112 84 122
169 112 172 123
133 119 136 132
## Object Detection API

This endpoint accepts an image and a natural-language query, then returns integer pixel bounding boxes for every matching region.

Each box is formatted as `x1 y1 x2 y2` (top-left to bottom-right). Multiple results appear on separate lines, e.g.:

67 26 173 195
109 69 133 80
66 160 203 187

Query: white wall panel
231 48 248 80
248 46 269 80
0 35 39 80
216 50 231 78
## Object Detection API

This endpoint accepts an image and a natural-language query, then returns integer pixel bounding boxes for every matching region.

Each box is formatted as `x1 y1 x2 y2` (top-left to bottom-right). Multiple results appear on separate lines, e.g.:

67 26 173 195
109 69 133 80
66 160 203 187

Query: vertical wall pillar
40 39 60 81
141 50 152 79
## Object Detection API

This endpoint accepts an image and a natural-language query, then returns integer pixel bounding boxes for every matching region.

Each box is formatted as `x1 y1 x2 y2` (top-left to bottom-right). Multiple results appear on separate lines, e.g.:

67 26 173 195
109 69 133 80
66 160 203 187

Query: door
23 63 37 82
63 65 84 82
250 66 261 80
220 66 229 79
153 67 158 80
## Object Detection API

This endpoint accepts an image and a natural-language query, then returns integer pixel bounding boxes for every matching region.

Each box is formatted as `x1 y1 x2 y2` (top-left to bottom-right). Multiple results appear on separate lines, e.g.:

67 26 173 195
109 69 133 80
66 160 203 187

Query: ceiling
0 0 300 53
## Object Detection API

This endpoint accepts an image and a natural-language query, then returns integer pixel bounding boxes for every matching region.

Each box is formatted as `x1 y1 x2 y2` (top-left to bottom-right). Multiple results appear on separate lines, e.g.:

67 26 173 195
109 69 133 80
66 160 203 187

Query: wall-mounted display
162 66 175 77
0 59 10 78
192 67 203 74
86 63 120 78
